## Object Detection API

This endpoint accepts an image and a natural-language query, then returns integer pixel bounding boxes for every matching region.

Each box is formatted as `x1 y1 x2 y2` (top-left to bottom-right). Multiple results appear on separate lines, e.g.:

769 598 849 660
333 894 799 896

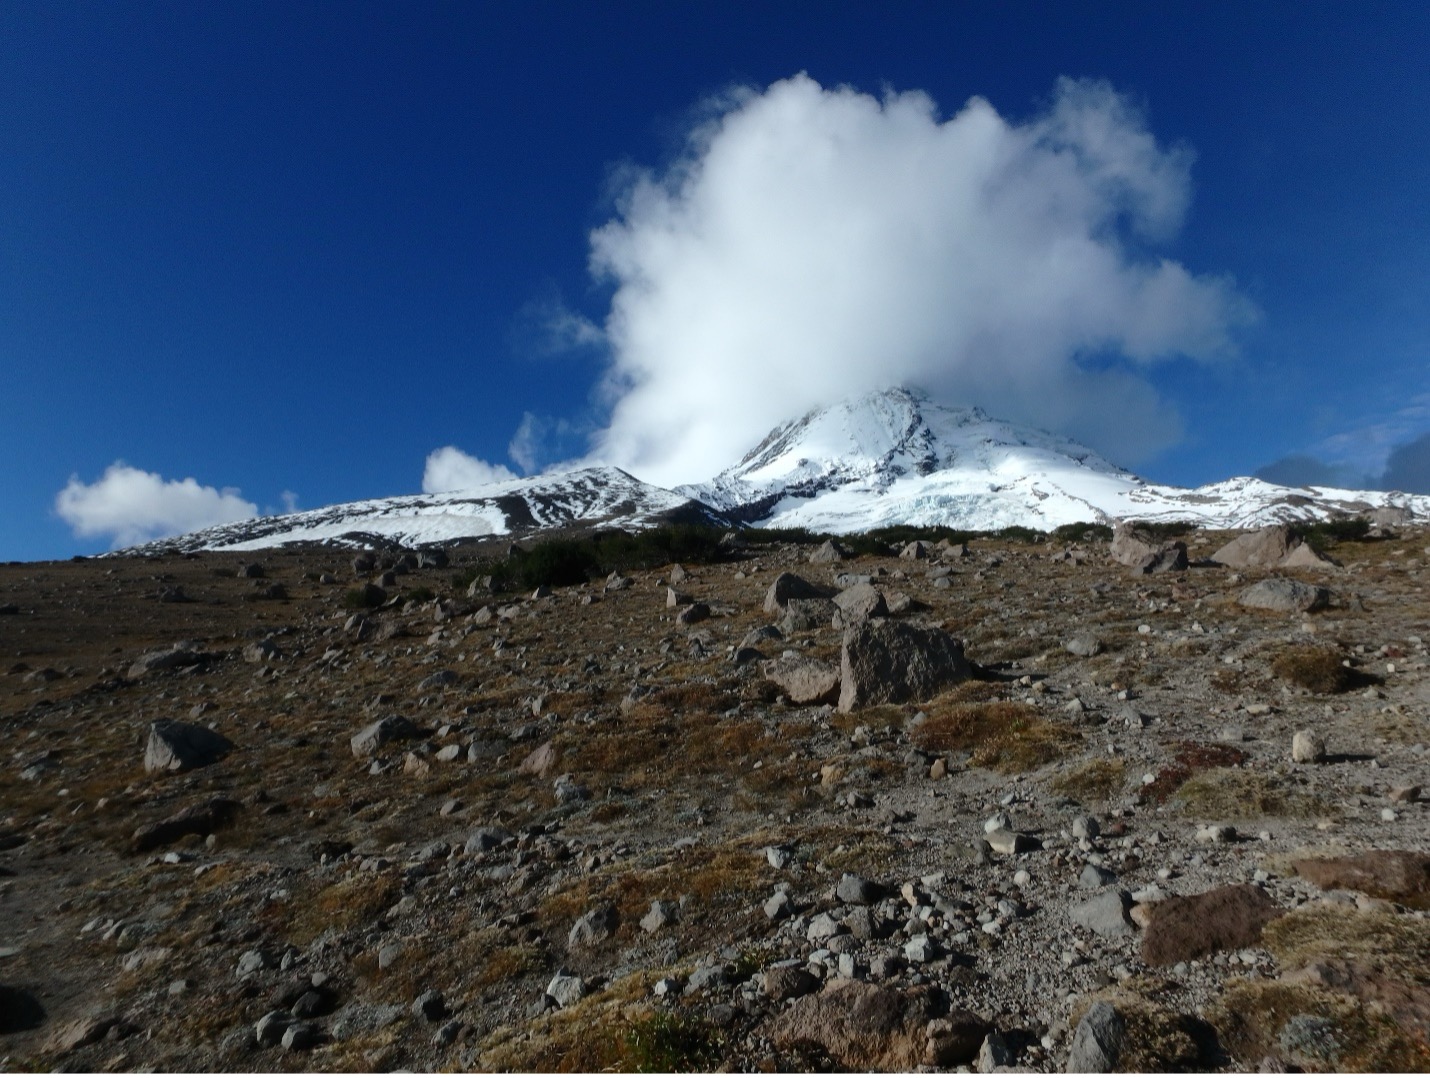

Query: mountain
126 388 1428 554
124 466 724 554
678 387 1429 533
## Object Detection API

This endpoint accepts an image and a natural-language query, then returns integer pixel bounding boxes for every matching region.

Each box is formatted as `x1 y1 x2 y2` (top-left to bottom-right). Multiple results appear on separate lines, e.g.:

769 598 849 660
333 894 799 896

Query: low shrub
1271 646 1356 694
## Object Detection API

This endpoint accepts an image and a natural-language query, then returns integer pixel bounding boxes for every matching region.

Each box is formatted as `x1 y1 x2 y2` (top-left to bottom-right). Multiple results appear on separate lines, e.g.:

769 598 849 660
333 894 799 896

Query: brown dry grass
1140 741 1248 805
1051 757 1127 804
1271 645 1358 694
912 698 1079 773
1172 767 1327 821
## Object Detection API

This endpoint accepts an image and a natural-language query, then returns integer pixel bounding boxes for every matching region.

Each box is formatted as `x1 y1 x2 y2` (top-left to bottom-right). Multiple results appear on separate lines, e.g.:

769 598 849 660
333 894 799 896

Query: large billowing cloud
582 74 1254 485
421 446 516 493
55 463 257 547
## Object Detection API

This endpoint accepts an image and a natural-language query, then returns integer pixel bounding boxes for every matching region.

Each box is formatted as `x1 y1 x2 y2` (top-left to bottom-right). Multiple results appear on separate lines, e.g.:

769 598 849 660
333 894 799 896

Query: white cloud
279 490 299 514
55 463 258 547
507 412 583 475
583 74 1255 483
421 446 516 493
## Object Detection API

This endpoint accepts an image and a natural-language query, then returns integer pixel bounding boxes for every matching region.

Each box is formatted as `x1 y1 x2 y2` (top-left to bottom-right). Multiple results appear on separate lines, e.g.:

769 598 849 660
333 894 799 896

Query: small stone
413 989 446 1021
237 949 269 976
1069 890 1135 938
1292 730 1326 764
546 972 585 1008
835 873 883 905
1079 864 1118 889
904 934 939 963
640 900 680 933
978 1030 1014 1072
763 891 794 921
986 828 1033 855
254 1010 291 1047
1071 815 1100 840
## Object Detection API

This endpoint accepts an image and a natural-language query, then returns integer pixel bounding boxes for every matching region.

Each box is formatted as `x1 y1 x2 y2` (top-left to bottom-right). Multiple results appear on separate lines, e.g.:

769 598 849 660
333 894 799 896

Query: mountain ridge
121 388 1430 553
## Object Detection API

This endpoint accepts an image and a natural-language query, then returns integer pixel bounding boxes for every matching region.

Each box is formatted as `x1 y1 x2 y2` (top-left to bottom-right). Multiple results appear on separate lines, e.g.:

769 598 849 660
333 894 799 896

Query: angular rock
1109 523 1184 573
1212 525 1299 569
1064 634 1103 658
1067 1001 1125 1072
349 714 422 758
640 900 680 933
763 572 829 613
1141 883 1283 965
977 1030 1014 1072
1238 578 1331 613
1068 890 1135 938
764 966 820 1001
1282 543 1338 569
1291 729 1326 763
832 582 889 628
568 905 618 947
676 602 711 625
1133 542 1189 574
835 873 884 905
144 720 234 773
128 643 206 680
838 619 972 712
518 740 559 777
762 656 841 706
809 539 847 564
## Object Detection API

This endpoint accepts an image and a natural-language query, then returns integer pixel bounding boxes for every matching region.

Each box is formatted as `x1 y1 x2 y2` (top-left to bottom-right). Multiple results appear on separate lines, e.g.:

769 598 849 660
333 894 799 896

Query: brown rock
764 966 820 1001
769 979 940 1071
43 1013 135 1054
1293 851 1430 908
838 619 971 712
1141 883 1284 965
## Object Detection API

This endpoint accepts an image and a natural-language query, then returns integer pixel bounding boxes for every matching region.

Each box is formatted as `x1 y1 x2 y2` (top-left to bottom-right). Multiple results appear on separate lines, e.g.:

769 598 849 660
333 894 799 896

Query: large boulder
1109 523 1186 574
144 720 234 773
1211 524 1299 568
127 643 207 680
838 620 972 712
1238 577 1331 613
1141 884 1284 965
763 572 829 613
808 539 847 564
763 657 841 706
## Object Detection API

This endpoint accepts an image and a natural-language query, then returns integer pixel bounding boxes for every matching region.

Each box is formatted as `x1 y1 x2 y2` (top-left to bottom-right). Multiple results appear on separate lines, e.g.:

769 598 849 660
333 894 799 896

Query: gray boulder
1238 578 1330 613
839 619 972 712
779 598 838 633
808 539 847 564
144 720 234 773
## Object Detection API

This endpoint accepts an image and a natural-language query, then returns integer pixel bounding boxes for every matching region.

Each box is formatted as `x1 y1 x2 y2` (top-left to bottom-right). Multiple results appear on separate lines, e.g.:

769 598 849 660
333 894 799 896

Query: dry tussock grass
1211 979 1430 1071
1172 767 1326 821
1051 757 1127 804
912 698 1079 773
1271 645 1358 693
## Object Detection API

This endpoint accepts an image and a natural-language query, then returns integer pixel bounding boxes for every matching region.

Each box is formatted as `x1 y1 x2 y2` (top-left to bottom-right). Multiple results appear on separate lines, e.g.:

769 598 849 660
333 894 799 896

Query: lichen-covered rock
762 656 841 705
1238 577 1330 613
144 720 234 773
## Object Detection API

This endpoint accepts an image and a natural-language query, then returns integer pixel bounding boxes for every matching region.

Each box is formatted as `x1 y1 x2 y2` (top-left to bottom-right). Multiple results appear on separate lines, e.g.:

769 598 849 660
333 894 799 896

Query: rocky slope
2 524 1428 1071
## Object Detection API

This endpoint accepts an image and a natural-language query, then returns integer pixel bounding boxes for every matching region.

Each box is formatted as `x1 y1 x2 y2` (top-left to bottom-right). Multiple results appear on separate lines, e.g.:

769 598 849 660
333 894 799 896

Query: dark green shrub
1052 522 1114 543
624 1011 722 1072
994 525 1047 544
1303 517 1371 552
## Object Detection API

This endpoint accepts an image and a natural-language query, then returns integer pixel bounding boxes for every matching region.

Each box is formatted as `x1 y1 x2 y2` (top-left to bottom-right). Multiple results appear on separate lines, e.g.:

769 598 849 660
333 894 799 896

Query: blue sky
4 1 1429 560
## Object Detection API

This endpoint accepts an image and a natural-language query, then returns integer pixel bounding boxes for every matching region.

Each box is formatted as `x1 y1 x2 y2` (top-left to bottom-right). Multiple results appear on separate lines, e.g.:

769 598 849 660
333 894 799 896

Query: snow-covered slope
130 388 1428 554
679 388 1430 533
126 467 723 553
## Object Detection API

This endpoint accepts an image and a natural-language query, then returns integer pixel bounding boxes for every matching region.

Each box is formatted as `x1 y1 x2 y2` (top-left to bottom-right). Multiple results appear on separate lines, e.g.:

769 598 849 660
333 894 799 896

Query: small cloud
509 293 606 357
508 412 583 475
1380 432 1430 494
280 490 299 514
55 462 258 547
421 446 516 493
1254 455 1369 490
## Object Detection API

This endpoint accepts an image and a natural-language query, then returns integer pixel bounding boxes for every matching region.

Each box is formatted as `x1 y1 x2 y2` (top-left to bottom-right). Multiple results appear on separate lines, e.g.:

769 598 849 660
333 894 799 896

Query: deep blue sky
4 1 1429 559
